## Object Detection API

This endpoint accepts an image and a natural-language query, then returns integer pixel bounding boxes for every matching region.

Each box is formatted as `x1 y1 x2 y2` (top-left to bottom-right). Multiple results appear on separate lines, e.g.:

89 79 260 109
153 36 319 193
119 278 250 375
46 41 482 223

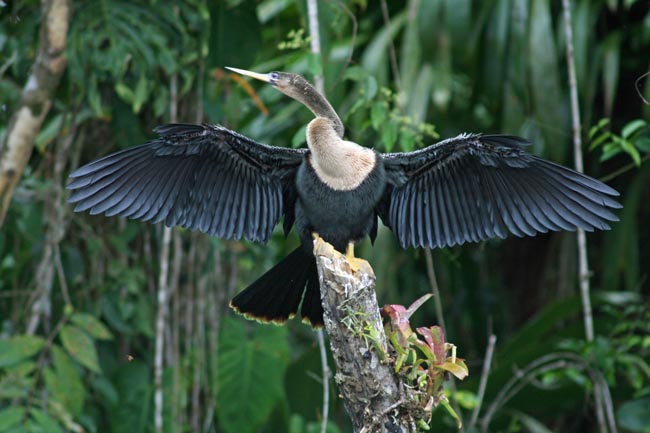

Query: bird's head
226 66 344 137
225 67 312 101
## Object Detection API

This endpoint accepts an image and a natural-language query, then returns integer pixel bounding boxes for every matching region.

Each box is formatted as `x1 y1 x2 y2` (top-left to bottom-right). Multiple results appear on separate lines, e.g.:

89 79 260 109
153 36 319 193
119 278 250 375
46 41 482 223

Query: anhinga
67 67 621 327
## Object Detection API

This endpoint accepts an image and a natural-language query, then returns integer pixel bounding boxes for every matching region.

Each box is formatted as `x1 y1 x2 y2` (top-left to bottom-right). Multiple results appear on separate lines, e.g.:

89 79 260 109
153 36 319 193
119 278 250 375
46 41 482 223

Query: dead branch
314 238 415 433
0 0 72 226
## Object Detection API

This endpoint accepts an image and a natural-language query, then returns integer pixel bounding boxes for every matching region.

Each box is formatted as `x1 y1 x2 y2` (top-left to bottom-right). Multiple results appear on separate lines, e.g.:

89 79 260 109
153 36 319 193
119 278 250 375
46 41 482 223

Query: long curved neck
291 82 344 138
306 117 376 191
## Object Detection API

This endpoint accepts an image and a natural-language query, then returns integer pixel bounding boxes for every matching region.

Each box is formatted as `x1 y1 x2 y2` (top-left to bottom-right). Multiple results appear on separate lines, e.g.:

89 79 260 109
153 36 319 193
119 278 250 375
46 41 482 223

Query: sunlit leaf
622 119 647 139
70 312 113 340
361 11 407 84
30 408 64 433
35 114 63 153
60 325 101 373
439 360 469 380
0 335 44 368
43 345 85 416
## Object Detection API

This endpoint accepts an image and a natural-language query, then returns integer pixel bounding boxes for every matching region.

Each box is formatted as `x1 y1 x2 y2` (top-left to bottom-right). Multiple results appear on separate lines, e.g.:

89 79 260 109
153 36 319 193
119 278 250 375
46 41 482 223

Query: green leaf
256 0 293 24
108 361 151 433
291 124 307 148
617 399 650 433
454 390 479 410
132 74 149 114
43 346 85 416
364 75 378 101
216 317 290 433
622 119 647 139
115 82 135 105
600 144 622 162
381 122 398 152
602 32 621 116
70 312 113 340
4 361 37 377
343 66 368 82
59 325 101 373
0 407 25 431
408 65 434 123
35 114 63 153
589 130 611 150
513 411 554 433
617 136 642 165
30 408 63 433
439 358 469 380
361 11 407 83
635 137 650 153
529 0 566 160
371 103 387 130
0 335 45 368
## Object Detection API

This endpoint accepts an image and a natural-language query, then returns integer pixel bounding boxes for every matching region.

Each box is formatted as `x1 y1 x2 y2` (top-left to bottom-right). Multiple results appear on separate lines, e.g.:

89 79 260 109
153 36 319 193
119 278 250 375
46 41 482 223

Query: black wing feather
68 123 305 243
381 134 621 249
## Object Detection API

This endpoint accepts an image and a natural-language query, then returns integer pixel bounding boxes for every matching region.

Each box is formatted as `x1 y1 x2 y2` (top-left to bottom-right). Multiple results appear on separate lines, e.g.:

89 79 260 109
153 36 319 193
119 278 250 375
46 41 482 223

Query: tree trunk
0 0 72 226
314 238 415 433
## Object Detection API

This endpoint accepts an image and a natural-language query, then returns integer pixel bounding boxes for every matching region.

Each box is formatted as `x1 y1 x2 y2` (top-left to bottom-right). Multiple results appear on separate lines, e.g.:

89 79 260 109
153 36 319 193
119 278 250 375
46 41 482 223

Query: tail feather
229 247 323 327
299 262 323 326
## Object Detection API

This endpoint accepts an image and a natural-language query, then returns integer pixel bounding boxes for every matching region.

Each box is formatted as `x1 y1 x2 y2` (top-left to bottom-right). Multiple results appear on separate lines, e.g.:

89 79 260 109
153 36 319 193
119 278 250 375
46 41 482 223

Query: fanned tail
229 247 323 327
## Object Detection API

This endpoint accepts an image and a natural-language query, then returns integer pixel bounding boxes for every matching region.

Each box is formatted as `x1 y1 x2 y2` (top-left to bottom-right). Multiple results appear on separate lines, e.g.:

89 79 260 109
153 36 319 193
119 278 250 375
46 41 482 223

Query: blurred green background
1 0 649 432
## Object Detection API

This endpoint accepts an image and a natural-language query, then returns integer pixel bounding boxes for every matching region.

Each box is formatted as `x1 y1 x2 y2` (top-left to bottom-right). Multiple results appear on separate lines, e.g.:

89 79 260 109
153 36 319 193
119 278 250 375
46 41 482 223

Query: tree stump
313 238 414 433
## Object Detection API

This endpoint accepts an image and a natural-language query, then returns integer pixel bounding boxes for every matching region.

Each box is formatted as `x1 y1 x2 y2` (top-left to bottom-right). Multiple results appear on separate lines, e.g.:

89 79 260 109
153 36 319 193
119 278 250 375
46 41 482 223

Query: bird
67 67 621 327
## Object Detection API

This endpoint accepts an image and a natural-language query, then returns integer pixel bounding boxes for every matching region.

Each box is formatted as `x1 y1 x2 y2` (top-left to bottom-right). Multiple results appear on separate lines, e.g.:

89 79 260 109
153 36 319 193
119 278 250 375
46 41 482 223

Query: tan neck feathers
306 118 376 191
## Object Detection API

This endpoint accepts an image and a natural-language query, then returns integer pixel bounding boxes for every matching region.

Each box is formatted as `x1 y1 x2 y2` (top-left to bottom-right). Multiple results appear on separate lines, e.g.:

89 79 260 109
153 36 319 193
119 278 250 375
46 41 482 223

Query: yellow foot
345 242 370 273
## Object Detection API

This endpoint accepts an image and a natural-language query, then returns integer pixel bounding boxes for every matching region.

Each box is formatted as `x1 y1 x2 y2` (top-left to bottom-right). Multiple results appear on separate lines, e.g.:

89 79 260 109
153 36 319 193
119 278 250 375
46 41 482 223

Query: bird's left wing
67 123 305 243
380 134 621 249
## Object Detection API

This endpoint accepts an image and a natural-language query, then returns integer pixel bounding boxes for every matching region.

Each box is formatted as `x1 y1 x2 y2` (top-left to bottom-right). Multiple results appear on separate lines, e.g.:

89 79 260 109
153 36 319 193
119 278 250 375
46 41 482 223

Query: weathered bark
0 0 72 226
314 238 415 433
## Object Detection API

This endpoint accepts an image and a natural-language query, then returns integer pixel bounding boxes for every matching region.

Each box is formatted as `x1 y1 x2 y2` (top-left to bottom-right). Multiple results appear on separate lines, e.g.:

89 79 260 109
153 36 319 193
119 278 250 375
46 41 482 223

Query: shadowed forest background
1 0 649 432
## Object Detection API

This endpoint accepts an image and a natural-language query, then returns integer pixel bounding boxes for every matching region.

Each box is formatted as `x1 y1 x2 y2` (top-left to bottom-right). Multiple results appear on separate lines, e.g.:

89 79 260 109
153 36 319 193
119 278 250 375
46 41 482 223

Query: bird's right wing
67 123 305 243
380 134 621 249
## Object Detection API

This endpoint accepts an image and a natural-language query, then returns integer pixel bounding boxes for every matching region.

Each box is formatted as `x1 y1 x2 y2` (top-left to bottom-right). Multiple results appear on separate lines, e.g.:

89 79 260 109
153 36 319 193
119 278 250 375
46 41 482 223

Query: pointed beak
225 67 272 84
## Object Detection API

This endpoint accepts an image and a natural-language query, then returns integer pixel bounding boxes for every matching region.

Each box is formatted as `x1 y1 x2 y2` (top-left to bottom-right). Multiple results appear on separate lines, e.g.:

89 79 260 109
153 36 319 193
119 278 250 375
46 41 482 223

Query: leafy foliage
216 317 290 433
383 295 468 429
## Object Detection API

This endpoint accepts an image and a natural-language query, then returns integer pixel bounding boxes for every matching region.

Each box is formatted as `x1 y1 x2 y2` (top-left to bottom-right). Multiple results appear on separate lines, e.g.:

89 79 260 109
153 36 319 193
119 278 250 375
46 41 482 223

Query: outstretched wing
380 134 621 249
67 123 305 243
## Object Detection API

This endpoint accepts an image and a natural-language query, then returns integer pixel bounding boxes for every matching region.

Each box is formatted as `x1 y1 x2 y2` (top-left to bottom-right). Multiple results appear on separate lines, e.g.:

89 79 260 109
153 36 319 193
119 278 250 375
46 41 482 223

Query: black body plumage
295 157 386 251
67 71 621 327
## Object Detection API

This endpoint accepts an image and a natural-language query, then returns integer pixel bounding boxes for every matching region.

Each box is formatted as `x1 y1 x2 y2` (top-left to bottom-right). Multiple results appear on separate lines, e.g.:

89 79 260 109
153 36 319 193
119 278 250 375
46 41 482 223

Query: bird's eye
270 72 280 80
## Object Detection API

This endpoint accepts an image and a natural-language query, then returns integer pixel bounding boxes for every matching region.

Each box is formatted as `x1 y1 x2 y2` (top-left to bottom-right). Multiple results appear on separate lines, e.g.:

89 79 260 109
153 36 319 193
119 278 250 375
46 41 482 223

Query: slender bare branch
562 0 594 343
307 0 324 92
468 333 497 430
306 5 332 432
0 0 72 225
154 71 178 433
424 249 463 428
562 3 613 432
379 0 401 88
154 226 172 433
634 70 650 105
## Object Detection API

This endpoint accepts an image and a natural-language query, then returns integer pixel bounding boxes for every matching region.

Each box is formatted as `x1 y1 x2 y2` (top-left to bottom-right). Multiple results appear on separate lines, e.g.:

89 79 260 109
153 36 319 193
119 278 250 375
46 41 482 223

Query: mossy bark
314 238 415 433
